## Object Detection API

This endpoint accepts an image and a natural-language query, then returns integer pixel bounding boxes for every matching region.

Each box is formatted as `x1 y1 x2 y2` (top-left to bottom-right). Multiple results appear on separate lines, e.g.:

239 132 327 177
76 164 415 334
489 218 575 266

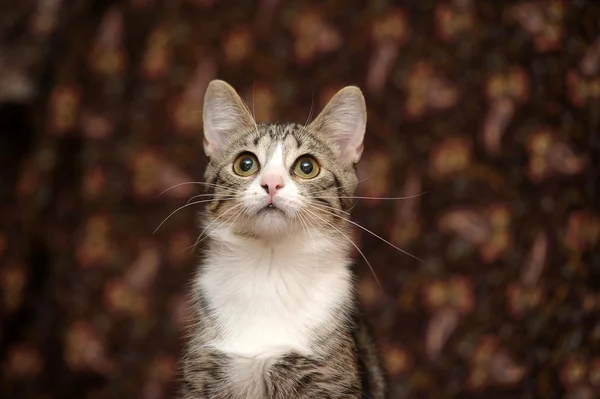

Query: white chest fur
196 228 352 360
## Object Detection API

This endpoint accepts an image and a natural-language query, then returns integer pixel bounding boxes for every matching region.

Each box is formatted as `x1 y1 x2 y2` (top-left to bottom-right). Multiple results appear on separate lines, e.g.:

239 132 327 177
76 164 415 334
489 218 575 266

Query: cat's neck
202 226 352 272
195 226 354 358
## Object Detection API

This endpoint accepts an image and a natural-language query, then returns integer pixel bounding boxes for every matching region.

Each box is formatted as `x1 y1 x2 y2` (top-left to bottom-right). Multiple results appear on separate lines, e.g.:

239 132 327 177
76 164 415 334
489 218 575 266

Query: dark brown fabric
1 0 600 398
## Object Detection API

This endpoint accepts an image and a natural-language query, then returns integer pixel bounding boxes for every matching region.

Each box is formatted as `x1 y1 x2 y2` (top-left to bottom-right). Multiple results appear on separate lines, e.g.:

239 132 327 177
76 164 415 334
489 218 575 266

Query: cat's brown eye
233 153 259 177
293 156 320 179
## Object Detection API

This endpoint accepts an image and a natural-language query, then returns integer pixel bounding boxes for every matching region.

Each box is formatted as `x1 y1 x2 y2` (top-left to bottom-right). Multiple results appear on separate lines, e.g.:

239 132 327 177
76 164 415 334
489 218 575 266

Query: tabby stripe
211 174 229 214
332 173 344 197
206 165 225 195
331 173 353 211
294 133 302 148
315 197 333 209
205 173 218 195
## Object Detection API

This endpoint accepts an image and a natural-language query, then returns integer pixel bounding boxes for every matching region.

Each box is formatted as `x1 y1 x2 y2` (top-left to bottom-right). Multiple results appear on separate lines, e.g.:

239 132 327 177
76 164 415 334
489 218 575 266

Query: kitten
180 80 388 399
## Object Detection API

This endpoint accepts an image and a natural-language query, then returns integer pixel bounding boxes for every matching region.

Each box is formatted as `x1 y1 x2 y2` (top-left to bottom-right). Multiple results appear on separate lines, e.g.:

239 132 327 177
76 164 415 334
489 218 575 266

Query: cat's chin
227 205 299 240
251 208 293 237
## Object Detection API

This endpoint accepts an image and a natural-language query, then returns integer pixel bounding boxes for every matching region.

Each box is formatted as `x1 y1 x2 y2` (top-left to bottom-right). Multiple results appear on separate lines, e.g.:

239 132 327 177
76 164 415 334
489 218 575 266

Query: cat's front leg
265 353 362 399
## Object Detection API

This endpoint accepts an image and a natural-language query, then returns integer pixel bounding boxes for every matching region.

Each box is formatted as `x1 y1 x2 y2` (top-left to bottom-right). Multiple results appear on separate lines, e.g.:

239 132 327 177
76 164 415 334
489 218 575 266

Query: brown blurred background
1 0 600 398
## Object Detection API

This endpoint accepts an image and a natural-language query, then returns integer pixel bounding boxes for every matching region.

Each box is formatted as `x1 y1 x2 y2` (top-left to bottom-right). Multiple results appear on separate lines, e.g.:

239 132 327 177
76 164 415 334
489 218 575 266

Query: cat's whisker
298 211 322 265
186 193 217 198
314 192 429 201
210 205 248 256
347 200 359 213
154 198 233 234
186 193 215 204
158 181 204 197
286 216 294 240
308 192 427 219
296 210 310 238
228 205 247 235
302 207 381 288
187 194 236 205
252 79 257 120
313 206 424 263
195 182 243 194
187 202 247 252
310 175 373 196
240 84 261 137
308 200 352 216
303 86 316 128
157 181 242 197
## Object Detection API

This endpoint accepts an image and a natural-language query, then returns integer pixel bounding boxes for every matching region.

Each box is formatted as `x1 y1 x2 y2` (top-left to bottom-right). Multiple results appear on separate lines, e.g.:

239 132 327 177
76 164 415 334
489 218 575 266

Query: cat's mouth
257 203 285 215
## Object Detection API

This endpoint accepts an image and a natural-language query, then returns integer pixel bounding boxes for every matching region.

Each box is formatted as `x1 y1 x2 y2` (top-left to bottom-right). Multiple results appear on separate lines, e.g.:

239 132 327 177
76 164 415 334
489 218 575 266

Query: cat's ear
309 86 367 164
203 80 255 158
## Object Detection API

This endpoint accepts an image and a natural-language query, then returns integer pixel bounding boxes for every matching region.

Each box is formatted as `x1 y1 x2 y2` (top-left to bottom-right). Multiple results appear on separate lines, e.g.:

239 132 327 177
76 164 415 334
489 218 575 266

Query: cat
179 79 388 399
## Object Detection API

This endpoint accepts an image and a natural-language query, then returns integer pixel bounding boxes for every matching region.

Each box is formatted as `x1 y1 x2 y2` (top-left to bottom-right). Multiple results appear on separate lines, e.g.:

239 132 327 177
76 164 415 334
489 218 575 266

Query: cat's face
202 80 366 240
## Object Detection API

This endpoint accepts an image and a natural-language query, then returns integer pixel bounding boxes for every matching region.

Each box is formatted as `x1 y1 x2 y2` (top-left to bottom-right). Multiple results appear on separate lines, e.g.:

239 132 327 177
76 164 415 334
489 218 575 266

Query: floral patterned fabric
1 0 600 398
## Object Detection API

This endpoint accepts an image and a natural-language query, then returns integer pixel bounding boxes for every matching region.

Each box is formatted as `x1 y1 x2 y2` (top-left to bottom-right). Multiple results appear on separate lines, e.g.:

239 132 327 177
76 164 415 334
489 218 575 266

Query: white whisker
157 181 241 197
302 207 381 288
187 194 236 205
154 198 233 234
314 192 428 201
303 86 316 128
309 200 352 216
310 175 373 196
187 202 247 252
298 211 320 266
313 206 424 263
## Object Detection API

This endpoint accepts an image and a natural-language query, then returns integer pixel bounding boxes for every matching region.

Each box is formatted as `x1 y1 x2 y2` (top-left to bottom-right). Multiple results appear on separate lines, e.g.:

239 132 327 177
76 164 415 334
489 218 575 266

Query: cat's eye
233 153 259 177
293 156 320 179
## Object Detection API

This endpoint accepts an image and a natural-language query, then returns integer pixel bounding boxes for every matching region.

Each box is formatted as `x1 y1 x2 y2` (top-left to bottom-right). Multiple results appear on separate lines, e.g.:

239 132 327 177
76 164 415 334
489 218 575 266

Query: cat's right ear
203 80 255 158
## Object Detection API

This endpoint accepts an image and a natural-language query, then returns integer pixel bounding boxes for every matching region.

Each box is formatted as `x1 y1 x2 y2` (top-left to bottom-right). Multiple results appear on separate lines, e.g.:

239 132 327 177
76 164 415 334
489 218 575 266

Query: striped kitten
180 80 387 399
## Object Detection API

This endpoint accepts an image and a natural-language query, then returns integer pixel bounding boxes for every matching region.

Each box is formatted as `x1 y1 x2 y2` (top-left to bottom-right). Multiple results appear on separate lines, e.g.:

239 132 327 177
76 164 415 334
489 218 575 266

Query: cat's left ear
203 80 255 159
309 86 367 164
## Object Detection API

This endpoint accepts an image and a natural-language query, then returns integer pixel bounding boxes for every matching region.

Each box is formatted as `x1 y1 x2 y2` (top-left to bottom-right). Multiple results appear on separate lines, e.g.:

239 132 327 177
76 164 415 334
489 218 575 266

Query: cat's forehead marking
263 143 286 174
248 123 308 160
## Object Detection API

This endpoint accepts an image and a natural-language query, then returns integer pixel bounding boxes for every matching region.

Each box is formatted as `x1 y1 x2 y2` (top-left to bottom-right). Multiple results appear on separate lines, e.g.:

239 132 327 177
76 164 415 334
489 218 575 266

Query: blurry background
1 0 599 398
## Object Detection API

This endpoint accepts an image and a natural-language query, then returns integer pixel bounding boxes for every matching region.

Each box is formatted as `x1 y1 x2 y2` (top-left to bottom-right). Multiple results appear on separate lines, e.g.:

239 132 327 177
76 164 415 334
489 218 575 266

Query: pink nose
260 174 285 196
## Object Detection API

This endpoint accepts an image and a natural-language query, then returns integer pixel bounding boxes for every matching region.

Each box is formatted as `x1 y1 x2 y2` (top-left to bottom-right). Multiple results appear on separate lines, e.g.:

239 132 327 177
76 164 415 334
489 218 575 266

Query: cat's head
202 80 366 240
